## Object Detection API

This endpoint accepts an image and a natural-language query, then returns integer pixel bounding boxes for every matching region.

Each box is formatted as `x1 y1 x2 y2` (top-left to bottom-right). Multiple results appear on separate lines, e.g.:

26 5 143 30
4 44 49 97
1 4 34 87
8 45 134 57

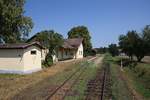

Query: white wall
23 46 41 72
52 54 58 63
75 43 83 59
0 46 42 74
41 49 49 61
0 49 24 72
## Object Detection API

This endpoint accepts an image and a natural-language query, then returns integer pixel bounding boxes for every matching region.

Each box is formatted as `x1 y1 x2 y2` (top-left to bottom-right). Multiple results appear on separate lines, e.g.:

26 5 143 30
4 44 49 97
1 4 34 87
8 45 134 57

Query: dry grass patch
0 59 85 99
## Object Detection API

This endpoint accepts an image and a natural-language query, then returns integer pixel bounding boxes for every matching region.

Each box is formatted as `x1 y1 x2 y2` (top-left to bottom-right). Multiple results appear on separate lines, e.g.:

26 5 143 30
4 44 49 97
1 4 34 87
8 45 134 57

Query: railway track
85 63 112 100
46 57 97 100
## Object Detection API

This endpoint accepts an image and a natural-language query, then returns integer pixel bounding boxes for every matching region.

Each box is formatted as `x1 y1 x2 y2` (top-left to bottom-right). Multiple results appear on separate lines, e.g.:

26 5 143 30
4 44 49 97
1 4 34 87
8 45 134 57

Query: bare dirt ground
0 58 86 99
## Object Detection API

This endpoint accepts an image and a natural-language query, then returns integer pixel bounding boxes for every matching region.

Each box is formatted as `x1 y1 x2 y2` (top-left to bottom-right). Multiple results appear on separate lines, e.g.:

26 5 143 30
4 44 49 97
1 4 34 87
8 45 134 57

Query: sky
24 0 150 48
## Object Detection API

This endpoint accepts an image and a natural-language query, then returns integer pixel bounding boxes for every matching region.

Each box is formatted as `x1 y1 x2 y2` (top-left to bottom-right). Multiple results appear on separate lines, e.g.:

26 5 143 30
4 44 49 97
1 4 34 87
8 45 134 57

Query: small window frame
31 50 37 55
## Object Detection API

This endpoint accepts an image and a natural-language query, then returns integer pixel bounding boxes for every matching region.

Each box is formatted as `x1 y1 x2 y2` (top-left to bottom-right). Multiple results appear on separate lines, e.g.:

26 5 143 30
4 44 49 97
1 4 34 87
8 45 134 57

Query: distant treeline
94 47 108 54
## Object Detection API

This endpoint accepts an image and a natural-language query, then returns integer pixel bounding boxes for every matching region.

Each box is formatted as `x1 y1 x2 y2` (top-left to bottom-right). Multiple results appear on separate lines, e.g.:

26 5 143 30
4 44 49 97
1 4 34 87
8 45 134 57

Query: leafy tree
119 31 138 60
27 30 63 66
143 25 150 52
134 36 147 62
119 30 147 62
0 0 33 43
67 26 92 56
108 44 119 56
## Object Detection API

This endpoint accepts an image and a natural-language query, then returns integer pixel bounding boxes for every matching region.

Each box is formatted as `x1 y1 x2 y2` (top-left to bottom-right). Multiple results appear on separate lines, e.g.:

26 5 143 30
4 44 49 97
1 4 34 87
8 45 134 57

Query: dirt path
0 58 85 99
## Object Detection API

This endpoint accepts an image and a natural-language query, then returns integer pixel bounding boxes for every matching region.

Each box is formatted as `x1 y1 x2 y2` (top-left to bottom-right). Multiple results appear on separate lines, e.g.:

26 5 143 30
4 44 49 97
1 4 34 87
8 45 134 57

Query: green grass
105 54 150 100
124 62 150 99
110 63 133 100
104 54 133 100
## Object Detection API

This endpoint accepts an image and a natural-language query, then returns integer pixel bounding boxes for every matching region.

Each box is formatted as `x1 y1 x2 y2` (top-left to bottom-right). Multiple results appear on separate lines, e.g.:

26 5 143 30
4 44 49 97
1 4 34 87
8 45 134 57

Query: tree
108 44 119 56
119 31 138 60
0 0 33 43
95 47 108 54
27 30 64 66
143 25 150 52
67 26 92 56
134 36 147 62
119 30 147 62
28 30 63 54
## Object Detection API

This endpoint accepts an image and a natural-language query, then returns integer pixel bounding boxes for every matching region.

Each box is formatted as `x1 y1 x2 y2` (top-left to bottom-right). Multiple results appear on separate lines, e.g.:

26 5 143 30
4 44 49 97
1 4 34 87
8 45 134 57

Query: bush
43 53 53 67
132 63 150 89
134 64 150 77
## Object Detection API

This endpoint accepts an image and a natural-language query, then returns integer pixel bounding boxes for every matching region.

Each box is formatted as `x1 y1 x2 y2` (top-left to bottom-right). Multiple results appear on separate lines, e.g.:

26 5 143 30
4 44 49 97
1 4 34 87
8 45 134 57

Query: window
31 50 36 55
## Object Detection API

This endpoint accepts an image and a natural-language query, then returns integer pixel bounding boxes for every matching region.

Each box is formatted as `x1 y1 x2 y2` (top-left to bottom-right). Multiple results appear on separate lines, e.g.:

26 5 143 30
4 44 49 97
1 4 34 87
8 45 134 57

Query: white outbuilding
0 42 43 74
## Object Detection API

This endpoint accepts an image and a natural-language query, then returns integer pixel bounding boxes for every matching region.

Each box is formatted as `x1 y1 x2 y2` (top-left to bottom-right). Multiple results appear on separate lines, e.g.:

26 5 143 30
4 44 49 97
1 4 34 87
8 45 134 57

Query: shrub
132 63 150 89
43 53 53 67
133 64 148 77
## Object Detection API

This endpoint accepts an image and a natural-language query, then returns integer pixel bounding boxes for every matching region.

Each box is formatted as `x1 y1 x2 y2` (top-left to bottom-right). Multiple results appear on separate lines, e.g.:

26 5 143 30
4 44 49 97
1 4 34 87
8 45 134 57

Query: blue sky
25 0 150 47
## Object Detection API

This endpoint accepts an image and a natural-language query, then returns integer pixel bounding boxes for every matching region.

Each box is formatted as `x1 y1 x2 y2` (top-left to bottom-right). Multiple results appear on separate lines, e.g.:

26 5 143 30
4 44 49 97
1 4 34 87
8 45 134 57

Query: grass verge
104 54 133 100
124 62 150 99
105 54 150 100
